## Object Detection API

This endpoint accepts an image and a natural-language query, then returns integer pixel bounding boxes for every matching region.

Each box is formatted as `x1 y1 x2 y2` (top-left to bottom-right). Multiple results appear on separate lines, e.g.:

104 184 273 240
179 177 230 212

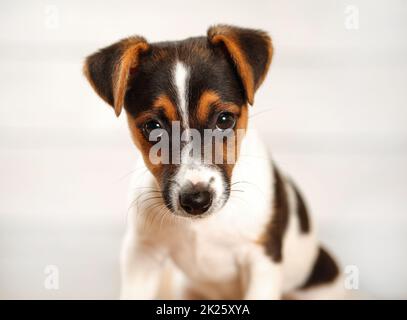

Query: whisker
249 107 274 119
114 167 151 183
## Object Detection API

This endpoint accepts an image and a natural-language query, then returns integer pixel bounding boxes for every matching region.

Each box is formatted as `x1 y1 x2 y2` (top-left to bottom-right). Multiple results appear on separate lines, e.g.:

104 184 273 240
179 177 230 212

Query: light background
0 0 406 299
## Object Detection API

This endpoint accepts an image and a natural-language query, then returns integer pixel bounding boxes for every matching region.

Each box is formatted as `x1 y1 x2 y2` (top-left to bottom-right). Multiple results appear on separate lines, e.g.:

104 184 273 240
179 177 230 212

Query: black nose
179 184 213 215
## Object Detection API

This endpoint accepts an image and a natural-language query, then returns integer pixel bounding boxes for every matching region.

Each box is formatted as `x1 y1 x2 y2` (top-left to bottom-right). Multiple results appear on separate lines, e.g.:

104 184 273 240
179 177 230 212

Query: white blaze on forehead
174 62 189 128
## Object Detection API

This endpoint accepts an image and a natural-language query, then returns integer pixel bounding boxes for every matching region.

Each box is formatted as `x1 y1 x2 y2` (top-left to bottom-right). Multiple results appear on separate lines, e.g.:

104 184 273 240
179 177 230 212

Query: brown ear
83 36 149 117
207 25 273 105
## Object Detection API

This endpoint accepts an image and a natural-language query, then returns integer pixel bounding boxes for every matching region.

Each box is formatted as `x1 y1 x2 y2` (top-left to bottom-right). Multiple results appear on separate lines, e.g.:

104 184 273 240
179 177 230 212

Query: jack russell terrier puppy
84 25 344 299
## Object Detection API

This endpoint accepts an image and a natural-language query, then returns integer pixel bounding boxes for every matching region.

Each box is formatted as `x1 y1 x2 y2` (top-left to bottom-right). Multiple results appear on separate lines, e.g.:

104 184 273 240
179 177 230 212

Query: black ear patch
83 36 149 116
207 25 273 105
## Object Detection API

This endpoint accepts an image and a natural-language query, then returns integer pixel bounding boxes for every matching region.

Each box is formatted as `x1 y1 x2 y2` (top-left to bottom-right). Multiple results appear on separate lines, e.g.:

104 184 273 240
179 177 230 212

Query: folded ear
207 25 273 105
83 36 149 117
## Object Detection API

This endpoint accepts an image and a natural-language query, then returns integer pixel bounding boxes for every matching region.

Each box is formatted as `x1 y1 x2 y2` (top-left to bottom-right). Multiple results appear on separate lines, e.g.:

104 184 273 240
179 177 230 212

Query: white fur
120 125 341 299
291 275 352 300
172 163 225 215
174 62 189 128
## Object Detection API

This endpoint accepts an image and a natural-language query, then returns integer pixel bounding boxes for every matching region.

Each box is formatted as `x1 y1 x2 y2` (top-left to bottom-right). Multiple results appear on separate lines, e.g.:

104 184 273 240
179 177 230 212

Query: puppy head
84 25 272 218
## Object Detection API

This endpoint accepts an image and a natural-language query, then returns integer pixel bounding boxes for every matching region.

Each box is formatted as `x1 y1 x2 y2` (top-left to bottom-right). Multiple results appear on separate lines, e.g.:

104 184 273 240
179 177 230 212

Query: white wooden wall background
0 0 406 298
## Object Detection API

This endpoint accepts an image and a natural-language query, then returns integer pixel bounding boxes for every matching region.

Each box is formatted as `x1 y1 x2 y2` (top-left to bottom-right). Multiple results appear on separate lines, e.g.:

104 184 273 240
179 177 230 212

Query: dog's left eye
143 120 162 138
216 112 236 131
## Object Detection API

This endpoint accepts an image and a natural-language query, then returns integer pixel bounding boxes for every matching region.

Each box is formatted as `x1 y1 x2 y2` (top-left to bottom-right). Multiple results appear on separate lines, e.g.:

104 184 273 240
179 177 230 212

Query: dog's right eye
142 120 162 139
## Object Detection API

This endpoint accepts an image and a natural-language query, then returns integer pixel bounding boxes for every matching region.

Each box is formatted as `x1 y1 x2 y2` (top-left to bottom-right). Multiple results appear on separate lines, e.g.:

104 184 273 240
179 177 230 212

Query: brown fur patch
113 40 149 116
126 112 165 183
204 101 247 173
153 95 178 121
196 90 222 123
125 95 178 186
233 103 248 161
207 25 273 106
83 36 149 117
209 31 255 104
222 104 248 179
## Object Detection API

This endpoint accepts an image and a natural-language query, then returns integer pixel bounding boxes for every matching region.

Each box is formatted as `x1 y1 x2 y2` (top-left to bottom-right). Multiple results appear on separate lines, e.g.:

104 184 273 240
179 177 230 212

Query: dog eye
216 112 236 131
143 120 162 138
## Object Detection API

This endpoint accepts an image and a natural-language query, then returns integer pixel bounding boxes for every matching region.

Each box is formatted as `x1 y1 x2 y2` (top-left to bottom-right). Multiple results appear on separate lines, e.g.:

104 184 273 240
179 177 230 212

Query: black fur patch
84 36 148 109
86 41 126 106
233 28 271 87
301 247 339 289
291 181 310 233
263 166 289 263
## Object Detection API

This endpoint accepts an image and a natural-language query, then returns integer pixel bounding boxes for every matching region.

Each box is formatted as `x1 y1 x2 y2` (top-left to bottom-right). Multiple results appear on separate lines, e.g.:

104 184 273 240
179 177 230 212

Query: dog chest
168 221 246 284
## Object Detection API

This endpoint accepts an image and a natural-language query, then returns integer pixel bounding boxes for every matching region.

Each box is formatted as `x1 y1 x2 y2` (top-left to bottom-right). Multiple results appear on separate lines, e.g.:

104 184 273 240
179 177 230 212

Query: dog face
84 25 272 218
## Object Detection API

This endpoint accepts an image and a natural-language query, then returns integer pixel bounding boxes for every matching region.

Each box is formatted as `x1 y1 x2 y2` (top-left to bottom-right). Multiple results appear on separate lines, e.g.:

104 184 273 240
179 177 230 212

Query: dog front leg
241 246 282 300
120 239 168 300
